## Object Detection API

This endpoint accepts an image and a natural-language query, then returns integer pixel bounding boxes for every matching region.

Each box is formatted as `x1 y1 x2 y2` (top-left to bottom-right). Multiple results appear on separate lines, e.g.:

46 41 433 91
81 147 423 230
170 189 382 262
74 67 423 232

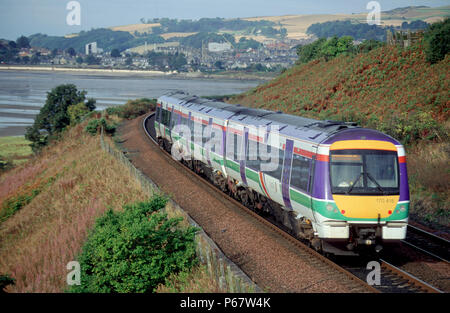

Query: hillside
230 42 449 228
0 116 216 292
22 6 449 55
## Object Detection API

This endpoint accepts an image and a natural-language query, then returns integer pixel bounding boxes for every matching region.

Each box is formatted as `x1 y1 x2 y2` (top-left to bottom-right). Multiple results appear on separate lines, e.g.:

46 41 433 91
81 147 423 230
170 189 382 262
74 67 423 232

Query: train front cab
313 131 409 253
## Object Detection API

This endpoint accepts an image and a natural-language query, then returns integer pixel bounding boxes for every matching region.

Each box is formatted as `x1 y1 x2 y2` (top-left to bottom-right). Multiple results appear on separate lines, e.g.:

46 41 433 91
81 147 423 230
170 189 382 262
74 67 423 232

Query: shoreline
0 65 273 81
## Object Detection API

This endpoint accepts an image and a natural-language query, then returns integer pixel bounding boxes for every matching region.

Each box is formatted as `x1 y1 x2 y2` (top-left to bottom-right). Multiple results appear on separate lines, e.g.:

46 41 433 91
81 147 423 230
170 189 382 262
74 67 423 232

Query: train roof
158 91 364 145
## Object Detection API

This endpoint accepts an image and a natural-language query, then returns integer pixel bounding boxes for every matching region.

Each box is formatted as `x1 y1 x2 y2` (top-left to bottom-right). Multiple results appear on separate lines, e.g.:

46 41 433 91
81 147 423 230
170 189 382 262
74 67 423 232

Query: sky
0 0 448 40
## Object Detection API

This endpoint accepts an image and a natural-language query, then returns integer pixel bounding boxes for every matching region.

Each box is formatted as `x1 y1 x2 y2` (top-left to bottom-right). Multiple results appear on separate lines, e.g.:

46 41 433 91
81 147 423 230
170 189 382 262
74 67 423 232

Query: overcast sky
0 0 448 40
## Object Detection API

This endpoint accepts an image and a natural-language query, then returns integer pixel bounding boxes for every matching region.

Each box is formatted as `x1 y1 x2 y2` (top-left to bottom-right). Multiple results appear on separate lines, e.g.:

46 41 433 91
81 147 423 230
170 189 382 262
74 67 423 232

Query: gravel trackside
116 115 368 293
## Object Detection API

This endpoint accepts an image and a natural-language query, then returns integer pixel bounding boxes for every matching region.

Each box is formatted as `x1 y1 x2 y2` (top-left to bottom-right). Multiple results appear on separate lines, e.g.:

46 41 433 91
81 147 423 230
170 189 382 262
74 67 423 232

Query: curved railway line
402 224 450 263
138 112 445 293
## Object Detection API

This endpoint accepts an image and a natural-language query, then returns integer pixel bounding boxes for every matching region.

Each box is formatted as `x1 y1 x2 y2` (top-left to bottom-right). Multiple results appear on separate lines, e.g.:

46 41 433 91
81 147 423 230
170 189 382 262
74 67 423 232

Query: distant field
244 14 366 39
0 136 32 165
160 32 198 40
110 23 161 35
243 6 449 39
99 6 449 45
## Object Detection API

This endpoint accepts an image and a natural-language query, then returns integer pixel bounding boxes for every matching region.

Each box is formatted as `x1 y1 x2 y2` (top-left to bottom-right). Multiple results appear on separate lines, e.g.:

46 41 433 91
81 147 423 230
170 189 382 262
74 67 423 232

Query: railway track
341 258 443 293
140 112 443 293
402 224 450 263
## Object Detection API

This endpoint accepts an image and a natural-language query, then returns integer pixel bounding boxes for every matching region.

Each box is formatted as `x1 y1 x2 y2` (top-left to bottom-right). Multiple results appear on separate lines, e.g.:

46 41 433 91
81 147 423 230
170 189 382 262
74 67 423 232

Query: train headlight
400 205 406 212
326 204 333 211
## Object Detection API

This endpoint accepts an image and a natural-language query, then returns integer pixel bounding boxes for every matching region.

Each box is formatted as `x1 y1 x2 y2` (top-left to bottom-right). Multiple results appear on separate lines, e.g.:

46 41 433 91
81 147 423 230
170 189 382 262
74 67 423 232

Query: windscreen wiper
346 172 363 194
366 172 387 195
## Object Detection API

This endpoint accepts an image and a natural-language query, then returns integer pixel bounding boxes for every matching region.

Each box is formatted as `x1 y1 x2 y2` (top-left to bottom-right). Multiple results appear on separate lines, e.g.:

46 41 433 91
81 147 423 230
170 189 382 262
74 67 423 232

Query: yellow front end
328 139 406 249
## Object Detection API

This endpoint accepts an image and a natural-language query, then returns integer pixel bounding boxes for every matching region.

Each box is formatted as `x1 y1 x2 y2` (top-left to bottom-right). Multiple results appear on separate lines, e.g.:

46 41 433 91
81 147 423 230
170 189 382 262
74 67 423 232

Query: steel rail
140 112 442 293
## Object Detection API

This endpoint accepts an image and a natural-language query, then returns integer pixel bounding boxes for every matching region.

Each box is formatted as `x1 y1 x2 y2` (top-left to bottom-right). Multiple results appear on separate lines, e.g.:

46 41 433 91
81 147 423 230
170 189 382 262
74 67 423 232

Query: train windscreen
330 149 399 195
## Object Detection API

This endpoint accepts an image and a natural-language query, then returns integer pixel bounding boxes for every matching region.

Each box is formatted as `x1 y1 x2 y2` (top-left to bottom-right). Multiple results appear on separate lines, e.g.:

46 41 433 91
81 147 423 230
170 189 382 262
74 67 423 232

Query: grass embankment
0 136 33 166
230 43 449 228
0 117 219 292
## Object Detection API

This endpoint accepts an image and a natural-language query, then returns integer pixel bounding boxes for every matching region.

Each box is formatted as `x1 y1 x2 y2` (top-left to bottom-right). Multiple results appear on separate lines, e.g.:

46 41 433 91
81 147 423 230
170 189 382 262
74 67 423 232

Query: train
153 91 409 255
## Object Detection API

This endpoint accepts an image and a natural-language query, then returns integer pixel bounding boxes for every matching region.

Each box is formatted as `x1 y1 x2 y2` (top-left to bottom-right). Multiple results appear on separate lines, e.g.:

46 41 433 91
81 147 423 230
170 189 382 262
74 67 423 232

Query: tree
85 54 100 65
67 47 76 57
16 36 30 48
358 39 384 53
125 56 133 66
30 54 40 64
214 60 224 69
336 36 355 55
110 49 121 58
297 36 356 63
67 102 90 125
296 38 326 63
423 18 450 64
25 84 96 152
76 56 83 64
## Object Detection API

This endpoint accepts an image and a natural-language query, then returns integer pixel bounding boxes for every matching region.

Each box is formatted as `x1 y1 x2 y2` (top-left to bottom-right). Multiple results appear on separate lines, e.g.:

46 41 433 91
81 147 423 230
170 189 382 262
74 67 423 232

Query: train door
169 105 175 143
161 103 169 140
280 139 294 210
259 140 284 206
221 119 229 178
155 104 162 138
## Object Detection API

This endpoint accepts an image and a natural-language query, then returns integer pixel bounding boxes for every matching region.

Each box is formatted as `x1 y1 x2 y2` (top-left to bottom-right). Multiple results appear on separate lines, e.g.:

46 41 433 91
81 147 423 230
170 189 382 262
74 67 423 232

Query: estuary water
0 70 261 137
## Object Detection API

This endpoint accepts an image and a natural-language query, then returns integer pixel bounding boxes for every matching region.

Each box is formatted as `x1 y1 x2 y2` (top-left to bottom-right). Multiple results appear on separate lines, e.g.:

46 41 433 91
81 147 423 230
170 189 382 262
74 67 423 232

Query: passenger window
260 143 283 180
156 107 161 122
246 139 259 171
291 154 310 191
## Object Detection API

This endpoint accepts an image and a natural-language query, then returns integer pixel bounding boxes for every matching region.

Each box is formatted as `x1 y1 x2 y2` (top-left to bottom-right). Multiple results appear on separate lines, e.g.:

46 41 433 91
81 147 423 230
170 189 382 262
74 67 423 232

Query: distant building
386 29 423 48
208 42 232 53
85 42 103 55
18 49 33 58
127 42 180 55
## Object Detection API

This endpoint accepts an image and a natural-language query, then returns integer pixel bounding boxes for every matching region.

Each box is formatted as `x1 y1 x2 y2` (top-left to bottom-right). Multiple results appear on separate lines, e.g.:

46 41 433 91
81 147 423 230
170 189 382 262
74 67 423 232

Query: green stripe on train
161 128 409 222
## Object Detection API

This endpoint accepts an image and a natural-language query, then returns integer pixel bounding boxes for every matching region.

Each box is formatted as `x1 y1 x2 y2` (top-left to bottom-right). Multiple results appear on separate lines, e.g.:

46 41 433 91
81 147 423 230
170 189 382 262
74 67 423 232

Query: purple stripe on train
312 160 332 200
399 163 410 202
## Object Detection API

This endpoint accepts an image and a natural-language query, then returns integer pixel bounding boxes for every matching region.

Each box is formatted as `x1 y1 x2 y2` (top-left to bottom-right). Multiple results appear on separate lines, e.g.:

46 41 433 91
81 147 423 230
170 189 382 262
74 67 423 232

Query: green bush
121 98 156 119
85 118 117 136
0 157 13 173
68 102 91 125
0 274 15 293
85 119 101 135
105 106 124 116
104 99 156 120
424 18 450 64
69 195 198 293
378 111 446 146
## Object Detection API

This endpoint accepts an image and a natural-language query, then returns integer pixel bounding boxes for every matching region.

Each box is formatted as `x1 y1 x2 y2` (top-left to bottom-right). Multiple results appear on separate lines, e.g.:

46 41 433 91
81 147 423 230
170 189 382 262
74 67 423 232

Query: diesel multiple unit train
153 91 409 255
